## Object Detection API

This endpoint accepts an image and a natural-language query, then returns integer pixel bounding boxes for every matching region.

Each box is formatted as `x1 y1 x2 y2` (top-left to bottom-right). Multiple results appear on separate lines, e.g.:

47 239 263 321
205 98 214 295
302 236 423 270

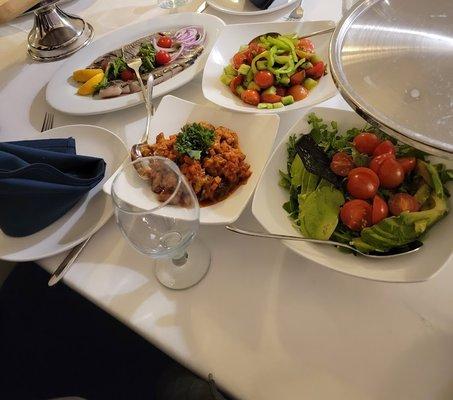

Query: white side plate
202 20 337 114
103 95 280 225
252 107 453 283
207 0 299 16
46 13 225 116
0 125 127 262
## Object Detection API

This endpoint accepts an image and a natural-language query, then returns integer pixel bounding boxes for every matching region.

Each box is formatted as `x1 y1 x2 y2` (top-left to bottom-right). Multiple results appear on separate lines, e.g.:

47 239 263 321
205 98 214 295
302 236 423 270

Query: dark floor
0 263 227 400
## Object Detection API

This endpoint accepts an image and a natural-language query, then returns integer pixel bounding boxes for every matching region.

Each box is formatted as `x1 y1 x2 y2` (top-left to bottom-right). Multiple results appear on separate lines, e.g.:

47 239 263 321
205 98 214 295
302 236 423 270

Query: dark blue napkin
249 0 275 10
0 138 106 237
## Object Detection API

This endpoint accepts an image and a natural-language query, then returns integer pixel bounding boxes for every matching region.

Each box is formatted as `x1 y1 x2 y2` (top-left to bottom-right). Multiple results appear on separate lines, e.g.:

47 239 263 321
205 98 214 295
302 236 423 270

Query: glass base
158 0 193 9
154 237 211 290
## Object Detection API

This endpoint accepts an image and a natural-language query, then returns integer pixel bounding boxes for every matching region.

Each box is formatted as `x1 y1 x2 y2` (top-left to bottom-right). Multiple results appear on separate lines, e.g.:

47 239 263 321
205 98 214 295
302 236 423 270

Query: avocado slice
352 195 448 253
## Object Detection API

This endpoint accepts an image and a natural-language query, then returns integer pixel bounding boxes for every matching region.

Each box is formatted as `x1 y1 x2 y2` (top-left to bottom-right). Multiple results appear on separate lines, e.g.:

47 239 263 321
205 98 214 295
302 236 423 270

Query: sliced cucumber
281 95 294 106
304 78 318 90
224 65 238 76
236 85 245 96
301 61 313 70
238 64 251 75
262 85 277 95
273 102 284 109
278 75 290 85
220 74 234 86
310 54 322 64
247 81 261 91
256 60 268 70
258 103 273 109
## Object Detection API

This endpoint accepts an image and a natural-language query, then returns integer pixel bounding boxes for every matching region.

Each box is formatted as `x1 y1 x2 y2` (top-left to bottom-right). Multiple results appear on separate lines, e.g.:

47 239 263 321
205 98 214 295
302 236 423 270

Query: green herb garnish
175 123 215 160
138 43 156 73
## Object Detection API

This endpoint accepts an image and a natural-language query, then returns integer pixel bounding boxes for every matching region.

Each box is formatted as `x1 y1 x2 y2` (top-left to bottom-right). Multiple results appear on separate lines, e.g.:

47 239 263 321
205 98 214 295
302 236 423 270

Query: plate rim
0 124 128 262
206 0 299 16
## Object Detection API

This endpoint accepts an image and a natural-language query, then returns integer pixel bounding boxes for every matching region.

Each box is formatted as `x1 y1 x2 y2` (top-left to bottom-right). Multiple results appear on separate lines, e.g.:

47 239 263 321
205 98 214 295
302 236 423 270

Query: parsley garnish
175 123 215 160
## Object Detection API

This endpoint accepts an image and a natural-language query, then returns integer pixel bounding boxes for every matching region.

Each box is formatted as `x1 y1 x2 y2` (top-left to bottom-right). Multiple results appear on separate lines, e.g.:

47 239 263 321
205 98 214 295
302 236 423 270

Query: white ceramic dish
46 13 225 116
202 20 337 114
103 95 279 225
207 0 299 16
0 125 127 262
252 107 453 283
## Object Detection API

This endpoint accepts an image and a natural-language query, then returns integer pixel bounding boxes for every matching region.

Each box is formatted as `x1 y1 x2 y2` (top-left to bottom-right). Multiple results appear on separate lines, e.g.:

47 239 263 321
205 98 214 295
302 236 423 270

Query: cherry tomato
369 152 395 174
372 195 389 225
229 75 244 96
289 70 306 85
120 68 135 81
388 193 420 216
305 61 325 79
297 38 315 52
254 70 274 89
340 199 372 231
353 132 381 155
241 89 260 106
398 157 416 174
156 50 171 66
330 152 354 177
378 158 405 189
275 86 286 97
373 140 395 157
347 167 380 200
260 92 282 103
157 36 173 48
249 42 266 56
232 52 249 69
287 85 309 101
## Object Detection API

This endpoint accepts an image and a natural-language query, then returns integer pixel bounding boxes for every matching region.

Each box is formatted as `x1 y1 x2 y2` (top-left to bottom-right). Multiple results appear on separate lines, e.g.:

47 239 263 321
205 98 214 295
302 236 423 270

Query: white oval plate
252 107 453 283
103 95 280 225
46 13 225 116
207 0 299 16
202 20 337 114
0 125 127 262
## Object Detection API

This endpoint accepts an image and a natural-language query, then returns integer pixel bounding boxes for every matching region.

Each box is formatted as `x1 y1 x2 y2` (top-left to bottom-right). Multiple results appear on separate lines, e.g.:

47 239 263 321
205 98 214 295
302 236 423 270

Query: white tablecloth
1 1 453 399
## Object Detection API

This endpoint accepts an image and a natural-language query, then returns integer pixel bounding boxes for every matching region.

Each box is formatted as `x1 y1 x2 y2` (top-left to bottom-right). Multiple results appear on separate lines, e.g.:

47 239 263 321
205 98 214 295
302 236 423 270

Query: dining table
1 0 453 399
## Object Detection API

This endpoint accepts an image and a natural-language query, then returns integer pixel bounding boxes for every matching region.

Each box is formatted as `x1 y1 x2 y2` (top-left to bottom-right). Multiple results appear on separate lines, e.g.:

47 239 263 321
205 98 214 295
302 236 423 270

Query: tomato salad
220 34 326 109
279 114 453 255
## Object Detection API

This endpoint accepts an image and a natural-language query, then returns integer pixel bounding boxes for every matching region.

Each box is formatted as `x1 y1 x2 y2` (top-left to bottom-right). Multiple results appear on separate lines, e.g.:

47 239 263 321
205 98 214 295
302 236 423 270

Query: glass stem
172 250 188 267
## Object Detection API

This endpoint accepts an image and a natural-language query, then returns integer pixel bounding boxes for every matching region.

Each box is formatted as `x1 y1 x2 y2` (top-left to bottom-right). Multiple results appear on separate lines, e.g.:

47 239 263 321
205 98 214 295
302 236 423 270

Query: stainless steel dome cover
330 0 453 158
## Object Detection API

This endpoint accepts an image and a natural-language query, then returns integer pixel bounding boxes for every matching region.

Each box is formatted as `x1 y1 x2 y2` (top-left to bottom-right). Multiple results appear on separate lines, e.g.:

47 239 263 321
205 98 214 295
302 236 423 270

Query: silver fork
41 112 54 132
284 0 304 21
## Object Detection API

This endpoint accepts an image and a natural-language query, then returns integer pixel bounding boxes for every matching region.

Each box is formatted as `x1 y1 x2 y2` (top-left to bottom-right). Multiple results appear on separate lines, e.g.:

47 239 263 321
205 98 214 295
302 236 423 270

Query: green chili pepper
251 50 269 74
279 36 298 62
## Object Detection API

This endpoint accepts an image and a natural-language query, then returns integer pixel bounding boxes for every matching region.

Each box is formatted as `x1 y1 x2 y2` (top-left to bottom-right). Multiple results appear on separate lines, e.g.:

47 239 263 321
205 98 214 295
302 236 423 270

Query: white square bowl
104 95 279 225
202 20 338 113
252 107 453 283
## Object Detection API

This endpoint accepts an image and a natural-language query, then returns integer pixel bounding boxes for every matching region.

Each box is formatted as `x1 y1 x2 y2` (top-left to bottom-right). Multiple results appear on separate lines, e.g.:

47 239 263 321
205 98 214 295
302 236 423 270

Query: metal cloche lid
330 0 453 159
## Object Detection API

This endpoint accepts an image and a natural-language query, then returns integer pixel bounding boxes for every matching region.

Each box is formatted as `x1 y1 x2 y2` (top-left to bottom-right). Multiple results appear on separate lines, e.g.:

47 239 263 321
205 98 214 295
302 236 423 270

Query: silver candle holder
27 0 94 62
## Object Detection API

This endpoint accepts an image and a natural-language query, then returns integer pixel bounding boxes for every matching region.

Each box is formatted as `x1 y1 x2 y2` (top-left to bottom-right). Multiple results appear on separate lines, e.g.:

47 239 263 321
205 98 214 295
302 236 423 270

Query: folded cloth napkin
0 138 106 237
249 0 275 10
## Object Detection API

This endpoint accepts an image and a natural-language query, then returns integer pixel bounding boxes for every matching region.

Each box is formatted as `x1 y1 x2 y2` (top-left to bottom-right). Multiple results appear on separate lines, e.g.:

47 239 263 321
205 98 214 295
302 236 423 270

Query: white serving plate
207 0 299 16
103 95 279 225
202 20 337 114
46 13 225 116
0 125 127 262
252 107 453 283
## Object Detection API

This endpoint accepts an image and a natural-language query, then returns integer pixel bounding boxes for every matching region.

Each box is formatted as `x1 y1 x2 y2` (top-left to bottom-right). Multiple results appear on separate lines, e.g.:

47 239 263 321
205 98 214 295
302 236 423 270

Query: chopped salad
279 114 453 254
220 34 325 109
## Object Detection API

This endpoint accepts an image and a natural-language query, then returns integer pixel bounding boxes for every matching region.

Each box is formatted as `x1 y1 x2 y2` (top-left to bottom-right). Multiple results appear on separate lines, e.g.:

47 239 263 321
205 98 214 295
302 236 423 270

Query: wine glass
158 0 194 9
111 156 211 290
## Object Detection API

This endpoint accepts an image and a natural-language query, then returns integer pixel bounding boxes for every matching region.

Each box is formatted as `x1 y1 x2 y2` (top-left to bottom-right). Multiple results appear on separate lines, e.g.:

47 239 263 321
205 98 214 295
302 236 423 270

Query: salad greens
175 123 215 160
280 113 453 254
138 43 156 73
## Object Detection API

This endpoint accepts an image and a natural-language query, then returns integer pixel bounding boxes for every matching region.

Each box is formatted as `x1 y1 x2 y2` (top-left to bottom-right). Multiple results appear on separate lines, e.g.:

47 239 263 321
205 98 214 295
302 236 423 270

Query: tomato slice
260 93 282 103
229 75 244 96
297 38 315 52
369 152 395 174
254 70 274 89
232 52 249 69
120 68 135 81
305 62 325 79
388 193 420 216
330 152 354 177
157 36 173 48
347 167 380 200
275 86 286 97
289 70 306 86
248 42 266 56
241 89 260 106
378 158 405 189
286 85 309 101
398 157 416 174
156 50 171 65
373 140 395 157
372 195 389 225
340 199 372 231
353 132 381 155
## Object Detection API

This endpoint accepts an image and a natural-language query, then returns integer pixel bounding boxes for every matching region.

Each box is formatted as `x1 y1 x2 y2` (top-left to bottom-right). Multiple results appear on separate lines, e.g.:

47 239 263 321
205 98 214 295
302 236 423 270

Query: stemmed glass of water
111 156 210 289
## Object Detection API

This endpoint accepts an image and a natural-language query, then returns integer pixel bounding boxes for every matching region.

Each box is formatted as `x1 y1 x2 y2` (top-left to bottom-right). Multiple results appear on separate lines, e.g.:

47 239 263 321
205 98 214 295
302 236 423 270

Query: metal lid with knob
329 0 453 159
27 0 94 62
